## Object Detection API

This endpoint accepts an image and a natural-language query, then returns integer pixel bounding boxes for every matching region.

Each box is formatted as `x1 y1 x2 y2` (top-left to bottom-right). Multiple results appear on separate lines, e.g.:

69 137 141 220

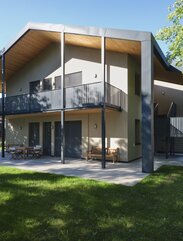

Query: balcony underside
6 106 121 119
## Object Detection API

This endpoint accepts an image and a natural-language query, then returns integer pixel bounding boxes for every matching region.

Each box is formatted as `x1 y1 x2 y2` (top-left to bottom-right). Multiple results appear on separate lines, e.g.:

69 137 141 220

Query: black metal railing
65 82 102 108
170 117 183 137
0 82 127 115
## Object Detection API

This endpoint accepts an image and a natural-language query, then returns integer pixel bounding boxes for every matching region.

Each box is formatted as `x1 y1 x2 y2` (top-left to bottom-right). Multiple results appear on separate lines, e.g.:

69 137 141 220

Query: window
54 76 61 89
65 71 82 88
54 72 82 89
135 119 141 145
29 122 40 146
30 80 40 93
135 73 141 96
43 78 52 91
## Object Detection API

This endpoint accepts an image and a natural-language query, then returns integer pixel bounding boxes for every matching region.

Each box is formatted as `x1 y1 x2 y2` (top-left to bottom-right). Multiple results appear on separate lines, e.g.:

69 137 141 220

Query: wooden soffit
154 56 183 85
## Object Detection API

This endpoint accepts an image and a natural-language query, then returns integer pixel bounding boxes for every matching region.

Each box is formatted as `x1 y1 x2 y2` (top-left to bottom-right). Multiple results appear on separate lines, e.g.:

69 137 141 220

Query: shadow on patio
1 153 183 186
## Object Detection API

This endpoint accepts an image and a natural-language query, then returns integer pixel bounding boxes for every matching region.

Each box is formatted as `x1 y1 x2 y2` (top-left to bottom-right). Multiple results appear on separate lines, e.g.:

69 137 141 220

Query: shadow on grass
0 165 183 241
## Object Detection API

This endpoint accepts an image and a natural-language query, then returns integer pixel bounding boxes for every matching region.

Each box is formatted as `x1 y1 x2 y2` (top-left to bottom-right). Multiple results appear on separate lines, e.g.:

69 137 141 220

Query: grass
0 165 183 241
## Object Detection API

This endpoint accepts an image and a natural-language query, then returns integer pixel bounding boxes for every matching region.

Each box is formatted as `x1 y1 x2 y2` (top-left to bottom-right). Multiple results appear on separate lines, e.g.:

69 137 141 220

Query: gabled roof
0 22 182 90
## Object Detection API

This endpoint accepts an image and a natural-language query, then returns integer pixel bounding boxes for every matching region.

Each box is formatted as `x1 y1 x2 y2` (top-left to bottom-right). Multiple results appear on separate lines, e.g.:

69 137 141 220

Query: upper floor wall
6 43 128 97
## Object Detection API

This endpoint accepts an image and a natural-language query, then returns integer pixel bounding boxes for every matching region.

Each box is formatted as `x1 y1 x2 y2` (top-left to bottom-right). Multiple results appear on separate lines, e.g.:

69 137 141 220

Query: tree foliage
156 0 183 67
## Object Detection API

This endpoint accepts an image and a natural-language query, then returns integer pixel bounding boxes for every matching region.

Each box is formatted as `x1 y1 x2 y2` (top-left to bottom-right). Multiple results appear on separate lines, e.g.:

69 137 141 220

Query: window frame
65 71 82 88
135 72 141 96
42 78 52 91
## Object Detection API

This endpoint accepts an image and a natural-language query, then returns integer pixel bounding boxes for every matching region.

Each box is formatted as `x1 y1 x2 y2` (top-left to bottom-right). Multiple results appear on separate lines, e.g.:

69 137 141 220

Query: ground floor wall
6 110 131 161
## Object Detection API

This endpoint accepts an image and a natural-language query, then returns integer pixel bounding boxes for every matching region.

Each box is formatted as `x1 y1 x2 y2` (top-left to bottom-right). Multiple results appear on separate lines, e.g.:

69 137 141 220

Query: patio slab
0 154 183 186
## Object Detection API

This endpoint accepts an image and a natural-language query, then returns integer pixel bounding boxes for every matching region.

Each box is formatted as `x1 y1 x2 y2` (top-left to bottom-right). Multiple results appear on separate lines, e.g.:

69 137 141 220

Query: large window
135 119 141 145
54 76 61 89
65 71 82 88
43 78 52 91
29 122 40 146
54 72 82 89
135 73 141 96
30 80 40 93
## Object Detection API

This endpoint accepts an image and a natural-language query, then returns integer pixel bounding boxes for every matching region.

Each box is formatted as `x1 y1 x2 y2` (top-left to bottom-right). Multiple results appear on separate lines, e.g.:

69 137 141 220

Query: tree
156 0 183 67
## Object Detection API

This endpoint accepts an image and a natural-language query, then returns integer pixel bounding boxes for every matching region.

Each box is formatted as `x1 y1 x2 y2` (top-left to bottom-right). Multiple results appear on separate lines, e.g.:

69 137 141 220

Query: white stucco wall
6 110 128 161
6 44 128 95
127 56 141 161
5 43 132 161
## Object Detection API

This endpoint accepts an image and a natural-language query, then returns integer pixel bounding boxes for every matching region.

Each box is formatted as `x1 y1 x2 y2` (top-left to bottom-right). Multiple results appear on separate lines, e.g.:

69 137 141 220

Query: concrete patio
0 154 183 186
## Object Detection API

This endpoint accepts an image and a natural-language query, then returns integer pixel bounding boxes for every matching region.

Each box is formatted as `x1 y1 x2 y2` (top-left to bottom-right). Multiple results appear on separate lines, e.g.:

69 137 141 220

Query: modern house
0 23 182 172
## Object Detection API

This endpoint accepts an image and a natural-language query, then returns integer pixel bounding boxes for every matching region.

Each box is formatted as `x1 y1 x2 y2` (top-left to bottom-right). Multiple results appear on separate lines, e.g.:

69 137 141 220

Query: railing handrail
105 82 122 92
167 101 176 118
6 88 61 99
154 103 159 115
5 81 123 97
65 81 101 89
154 103 159 110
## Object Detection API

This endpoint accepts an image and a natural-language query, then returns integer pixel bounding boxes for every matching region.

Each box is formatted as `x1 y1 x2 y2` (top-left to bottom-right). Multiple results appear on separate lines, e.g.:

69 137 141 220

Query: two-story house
0 23 182 171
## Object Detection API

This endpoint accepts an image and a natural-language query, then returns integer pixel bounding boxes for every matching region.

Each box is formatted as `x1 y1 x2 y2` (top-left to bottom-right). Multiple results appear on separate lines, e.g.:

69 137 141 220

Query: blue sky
0 0 174 54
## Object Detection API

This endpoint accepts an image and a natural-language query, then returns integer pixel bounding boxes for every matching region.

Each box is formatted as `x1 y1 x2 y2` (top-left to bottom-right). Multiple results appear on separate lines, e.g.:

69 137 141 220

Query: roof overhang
0 22 182 92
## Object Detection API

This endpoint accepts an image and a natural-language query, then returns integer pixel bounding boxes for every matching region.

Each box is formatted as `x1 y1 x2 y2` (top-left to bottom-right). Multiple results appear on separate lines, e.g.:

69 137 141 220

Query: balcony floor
0 154 183 186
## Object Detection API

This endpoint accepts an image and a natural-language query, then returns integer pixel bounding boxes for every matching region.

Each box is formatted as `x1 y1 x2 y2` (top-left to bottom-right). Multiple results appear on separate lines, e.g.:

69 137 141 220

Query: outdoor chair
29 145 42 158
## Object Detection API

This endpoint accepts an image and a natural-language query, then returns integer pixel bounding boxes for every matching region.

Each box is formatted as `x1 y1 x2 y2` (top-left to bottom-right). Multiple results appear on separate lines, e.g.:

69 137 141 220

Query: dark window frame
135 73 141 96
135 119 141 145
54 75 61 90
42 78 52 91
29 122 40 146
29 80 41 93
65 71 82 88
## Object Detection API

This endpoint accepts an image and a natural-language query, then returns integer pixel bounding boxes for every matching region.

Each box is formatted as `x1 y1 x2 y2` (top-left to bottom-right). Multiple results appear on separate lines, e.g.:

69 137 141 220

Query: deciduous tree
156 0 183 67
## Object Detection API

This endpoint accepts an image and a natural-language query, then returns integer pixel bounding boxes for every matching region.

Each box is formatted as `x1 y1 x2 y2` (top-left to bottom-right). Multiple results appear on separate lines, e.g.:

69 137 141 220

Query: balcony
0 82 127 115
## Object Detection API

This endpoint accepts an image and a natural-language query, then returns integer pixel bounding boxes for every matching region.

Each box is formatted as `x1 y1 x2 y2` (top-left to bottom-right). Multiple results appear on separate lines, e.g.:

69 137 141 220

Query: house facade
0 23 182 171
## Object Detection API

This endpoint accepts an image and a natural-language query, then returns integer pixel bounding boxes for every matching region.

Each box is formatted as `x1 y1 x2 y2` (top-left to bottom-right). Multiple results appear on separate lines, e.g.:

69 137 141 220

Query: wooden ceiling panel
65 34 101 49
3 30 56 81
106 38 141 56
41 31 61 42
7 107 113 119
154 56 183 85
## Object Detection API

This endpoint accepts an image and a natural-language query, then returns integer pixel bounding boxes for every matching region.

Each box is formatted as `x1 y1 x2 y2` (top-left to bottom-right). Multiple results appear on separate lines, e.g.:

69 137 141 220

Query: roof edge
1 22 151 55
152 34 182 74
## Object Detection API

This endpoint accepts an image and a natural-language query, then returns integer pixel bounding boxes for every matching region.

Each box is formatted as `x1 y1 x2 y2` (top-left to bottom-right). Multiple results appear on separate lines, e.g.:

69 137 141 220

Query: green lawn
0 165 183 241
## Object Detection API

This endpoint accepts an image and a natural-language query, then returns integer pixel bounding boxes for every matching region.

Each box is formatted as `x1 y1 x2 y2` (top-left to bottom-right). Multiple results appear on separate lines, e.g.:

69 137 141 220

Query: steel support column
61 32 65 164
1 51 5 158
141 39 154 173
101 36 106 169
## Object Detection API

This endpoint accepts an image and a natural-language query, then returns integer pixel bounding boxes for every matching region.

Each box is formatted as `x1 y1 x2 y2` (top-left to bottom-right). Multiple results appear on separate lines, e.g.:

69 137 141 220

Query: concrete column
141 39 154 173
101 36 106 169
61 32 65 164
